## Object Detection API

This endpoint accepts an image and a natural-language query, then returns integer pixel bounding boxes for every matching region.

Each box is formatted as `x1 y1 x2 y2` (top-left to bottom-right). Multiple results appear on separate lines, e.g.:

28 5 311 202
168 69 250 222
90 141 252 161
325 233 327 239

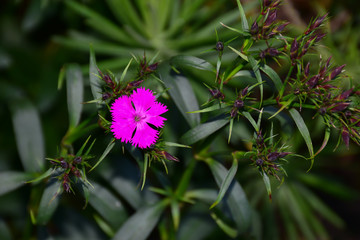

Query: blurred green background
0 0 359 239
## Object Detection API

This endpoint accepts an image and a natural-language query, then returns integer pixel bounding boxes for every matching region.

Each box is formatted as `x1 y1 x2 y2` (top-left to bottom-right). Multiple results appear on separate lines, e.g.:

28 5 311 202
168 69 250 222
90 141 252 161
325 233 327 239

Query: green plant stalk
175 158 197 197
278 65 295 100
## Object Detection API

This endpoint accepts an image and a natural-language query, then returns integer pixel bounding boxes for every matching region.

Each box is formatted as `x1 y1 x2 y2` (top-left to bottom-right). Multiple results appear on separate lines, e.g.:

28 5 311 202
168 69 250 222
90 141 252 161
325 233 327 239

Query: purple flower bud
315 32 326 42
260 50 266 59
304 62 310 77
341 127 350 148
330 102 350 113
319 107 327 115
163 151 179 162
339 88 353 100
216 41 224 52
230 108 238 118
306 74 320 89
72 168 81 178
63 182 71 193
148 63 158 71
330 64 346 80
313 13 328 29
60 159 69 169
251 21 259 35
290 38 299 60
102 92 112 100
234 99 244 108
264 10 277 28
274 22 289 33
209 88 225 99
256 159 264 166
267 152 280 161
241 86 249 96
103 75 115 88
74 156 82 164
268 48 280 57
129 79 144 87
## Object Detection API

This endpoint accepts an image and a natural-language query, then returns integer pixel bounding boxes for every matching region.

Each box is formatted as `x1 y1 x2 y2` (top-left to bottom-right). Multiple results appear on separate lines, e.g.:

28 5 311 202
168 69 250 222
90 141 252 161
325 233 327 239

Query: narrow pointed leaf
66 63 83 129
10 99 45 172
36 179 62 225
210 157 238 209
0 171 32 196
260 171 272 200
159 62 200 127
260 64 283 93
112 200 168 240
314 126 331 156
288 108 314 168
88 182 128 229
26 168 54 184
248 56 263 106
208 159 251 234
181 118 229 145
236 0 249 31
210 212 238 238
170 55 216 72
89 46 103 108
90 138 115 171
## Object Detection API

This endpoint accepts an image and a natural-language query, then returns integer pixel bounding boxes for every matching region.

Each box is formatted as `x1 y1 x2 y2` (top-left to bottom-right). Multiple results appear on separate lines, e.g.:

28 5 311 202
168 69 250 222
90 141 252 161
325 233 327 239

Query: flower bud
216 41 224 52
209 88 225 99
102 92 112 100
290 38 299 60
330 64 346 80
60 159 69 169
74 156 82 164
250 21 259 35
304 62 310 77
148 63 158 71
256 159 264 166
264 10 277 28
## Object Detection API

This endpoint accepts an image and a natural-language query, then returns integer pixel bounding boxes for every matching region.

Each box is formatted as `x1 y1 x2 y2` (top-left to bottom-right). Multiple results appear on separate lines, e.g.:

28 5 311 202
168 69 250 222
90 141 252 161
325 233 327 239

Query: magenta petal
131 88 156 113
110 95 136 142
146 102 168 127
110 95 134 119
131 122 159 148
110 118 136 143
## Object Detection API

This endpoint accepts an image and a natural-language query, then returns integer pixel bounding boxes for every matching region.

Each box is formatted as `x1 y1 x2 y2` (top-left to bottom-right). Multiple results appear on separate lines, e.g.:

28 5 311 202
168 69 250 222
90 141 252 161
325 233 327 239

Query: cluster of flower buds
153 149 179 162
293 57 345 97
137 54 158 81
250 130 290 181
250 0 288 41
230 87 249 118
99 55 158 102
209 88 225 101
289 14 328 64
49 155 90 193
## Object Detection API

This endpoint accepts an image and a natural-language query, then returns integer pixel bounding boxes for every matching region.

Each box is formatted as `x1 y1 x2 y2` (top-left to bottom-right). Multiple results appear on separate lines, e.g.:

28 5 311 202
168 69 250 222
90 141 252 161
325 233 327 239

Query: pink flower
110 88 168 149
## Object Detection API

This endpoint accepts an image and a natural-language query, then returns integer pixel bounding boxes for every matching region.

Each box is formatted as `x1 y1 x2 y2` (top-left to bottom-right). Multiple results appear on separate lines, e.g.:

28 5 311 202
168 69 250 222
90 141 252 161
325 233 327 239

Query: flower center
134 113 146 122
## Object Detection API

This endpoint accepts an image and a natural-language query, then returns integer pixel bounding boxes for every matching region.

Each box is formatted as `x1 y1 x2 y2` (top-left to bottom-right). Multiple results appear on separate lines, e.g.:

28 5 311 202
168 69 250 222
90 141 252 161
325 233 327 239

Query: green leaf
171 200 180 230
210 156 238 209
58 66 66 90
260 171 272 200
89 45 103 108
260 64 283 93
66 63 84 129
0 218 11 240
181 118 229 145
10 98 45 172
242 111 259 132
0 171 31 196
288 108 314 168
248 56 263 106
88 182 128 230
170 55 216 72
207 159 251 234
187 102 228 114
141 153 149 191
163 142 191 148
65 0 135 45
90 138 115 171
236 0 249 32
36 179 62 225
314 126 331 156
112 200 169 240
228 46 248 61
210 212 238 238
26 168 54 184
158 62 200 128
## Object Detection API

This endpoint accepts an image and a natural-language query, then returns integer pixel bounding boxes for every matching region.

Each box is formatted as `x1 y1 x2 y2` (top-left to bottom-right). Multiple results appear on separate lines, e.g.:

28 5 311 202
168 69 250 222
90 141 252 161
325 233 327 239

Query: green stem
278 65 294 100
175 159 197 197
